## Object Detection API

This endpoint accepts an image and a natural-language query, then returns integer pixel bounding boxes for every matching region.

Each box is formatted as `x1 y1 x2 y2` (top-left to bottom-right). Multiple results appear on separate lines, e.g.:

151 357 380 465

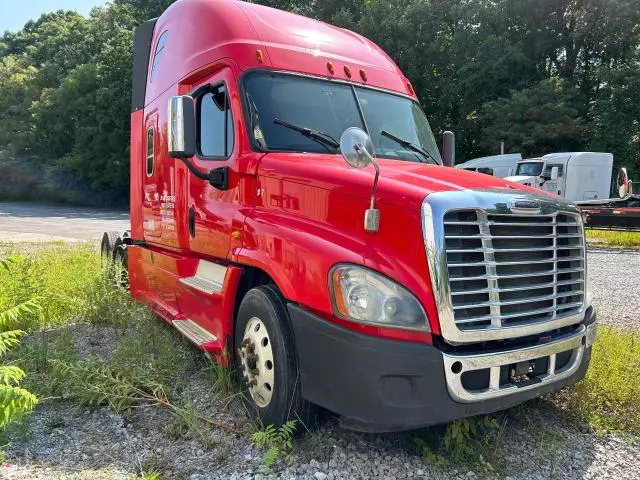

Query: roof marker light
344 65 352 78
406 80 415 95
256 49 264 64
359 69 368 82
326 61 335 75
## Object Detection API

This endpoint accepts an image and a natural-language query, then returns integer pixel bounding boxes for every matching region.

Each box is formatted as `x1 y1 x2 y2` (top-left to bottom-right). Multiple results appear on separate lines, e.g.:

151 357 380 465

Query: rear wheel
235 285 313 428
100 231 120 267
113 243 128 288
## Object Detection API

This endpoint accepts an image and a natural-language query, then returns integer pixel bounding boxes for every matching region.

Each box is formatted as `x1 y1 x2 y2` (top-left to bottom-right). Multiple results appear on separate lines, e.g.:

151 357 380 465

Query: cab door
187 68 241 261
542 163 565 197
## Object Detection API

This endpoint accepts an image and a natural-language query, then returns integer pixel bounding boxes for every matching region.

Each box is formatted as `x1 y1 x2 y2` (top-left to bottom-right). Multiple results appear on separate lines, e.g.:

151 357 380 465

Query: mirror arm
177 157 229 190
178 156 211 181
356 144 381 232
369 156 380 210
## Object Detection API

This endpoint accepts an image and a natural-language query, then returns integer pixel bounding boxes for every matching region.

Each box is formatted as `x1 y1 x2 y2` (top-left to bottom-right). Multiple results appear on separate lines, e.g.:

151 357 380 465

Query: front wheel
235 285 313 428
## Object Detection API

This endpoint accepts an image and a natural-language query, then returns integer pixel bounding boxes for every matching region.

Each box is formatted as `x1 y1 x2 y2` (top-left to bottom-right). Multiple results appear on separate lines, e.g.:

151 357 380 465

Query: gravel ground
3 388 640 480
587 248 640 330
2 249 639 479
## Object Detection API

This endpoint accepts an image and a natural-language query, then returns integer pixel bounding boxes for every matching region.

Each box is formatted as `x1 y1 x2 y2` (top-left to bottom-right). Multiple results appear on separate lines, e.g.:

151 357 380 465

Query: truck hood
504 175 535 184
258 153 540 209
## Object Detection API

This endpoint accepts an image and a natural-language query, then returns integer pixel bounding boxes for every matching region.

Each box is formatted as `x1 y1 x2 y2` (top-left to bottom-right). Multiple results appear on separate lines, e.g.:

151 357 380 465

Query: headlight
329 264 429 331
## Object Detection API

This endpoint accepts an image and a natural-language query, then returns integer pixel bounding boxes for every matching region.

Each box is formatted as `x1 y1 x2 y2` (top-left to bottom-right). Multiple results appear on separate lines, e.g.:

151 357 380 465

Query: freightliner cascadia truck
102 0 597 432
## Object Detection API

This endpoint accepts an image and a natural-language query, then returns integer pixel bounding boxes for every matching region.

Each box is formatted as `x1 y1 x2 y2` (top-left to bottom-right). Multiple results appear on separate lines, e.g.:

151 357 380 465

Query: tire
100 231 120 266
113 243 129 288
235 285 314 428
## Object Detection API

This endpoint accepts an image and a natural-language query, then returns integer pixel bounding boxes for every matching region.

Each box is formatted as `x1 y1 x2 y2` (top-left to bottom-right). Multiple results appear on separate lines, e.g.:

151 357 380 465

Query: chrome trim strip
443 325 586 403
422 189 586 344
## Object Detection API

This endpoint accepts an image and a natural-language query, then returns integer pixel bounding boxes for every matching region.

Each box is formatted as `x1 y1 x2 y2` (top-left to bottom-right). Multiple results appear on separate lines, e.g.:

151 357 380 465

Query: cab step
179 260 226 294
172 318 218 346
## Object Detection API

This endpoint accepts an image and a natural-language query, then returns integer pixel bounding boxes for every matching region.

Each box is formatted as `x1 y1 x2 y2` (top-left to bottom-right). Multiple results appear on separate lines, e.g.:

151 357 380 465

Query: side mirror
618 167 631 198
168 95 196 158
339 127 374 169
550 166 559 180
339 127 380 232
442 131 455 167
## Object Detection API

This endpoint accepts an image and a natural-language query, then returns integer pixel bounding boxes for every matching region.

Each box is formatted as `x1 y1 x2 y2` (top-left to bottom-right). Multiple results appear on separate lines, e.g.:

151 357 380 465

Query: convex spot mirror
339 127 374 168
168 95 196 158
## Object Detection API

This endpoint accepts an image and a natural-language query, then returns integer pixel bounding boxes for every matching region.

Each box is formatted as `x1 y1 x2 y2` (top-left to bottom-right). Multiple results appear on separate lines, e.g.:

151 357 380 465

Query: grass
3 241 640 476
553 325 640 434
586 228 640 249
0 242 245 475
0 243 110 330
414 415 508 473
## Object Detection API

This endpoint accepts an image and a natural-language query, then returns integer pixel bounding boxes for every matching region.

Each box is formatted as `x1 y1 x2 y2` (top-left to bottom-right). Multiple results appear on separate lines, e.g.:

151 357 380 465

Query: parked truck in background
455 153 522 178
102 0 597 432
505 152 614 201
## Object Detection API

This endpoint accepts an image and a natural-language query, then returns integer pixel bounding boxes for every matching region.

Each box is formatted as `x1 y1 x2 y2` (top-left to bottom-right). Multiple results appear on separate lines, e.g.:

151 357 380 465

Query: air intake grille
443 210 584 330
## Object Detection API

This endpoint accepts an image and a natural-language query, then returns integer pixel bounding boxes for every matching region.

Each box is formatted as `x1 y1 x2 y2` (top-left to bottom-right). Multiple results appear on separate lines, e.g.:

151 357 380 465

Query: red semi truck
103 0 597 432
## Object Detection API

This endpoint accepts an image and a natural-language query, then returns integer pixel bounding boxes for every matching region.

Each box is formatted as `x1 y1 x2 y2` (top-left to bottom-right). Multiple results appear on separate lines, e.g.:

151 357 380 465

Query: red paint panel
129 0 553 349
129 111 145 240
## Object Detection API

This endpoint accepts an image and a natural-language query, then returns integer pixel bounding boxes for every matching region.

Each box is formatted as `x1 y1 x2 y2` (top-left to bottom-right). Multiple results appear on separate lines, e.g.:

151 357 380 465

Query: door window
146 127 154 176
544 164 564 177
198 84 234 158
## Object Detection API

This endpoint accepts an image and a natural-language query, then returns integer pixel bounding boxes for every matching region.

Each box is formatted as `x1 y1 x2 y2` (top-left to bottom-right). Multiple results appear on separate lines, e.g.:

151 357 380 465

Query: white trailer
505 152 614 201
455 153 522 178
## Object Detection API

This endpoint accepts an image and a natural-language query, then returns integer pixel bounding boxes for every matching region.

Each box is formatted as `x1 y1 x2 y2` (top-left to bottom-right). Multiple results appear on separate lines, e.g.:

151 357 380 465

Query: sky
0 0 107 33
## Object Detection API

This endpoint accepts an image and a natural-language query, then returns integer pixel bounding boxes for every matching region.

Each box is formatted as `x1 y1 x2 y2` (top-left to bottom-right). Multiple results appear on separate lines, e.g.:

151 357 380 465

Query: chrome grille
443 210 585 331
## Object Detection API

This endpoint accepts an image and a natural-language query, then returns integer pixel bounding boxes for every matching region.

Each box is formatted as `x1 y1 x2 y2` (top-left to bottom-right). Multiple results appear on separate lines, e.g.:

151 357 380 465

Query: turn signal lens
330 265 429 331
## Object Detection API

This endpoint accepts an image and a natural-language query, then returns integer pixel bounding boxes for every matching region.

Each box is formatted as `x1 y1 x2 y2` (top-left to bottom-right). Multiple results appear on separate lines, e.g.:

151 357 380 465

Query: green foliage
251 420 297 469
586 229 640 249
0 258 38 432
476 79 587 157
589 64 640 179
204 352 234 396
555 326 640 434
0 243 134 330
127 471 161 480
415 416 506 472
2 243 244 452
2 0 640 204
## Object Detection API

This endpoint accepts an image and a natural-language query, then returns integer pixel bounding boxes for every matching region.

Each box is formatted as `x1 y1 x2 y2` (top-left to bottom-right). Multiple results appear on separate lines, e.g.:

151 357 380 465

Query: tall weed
555 326 640 434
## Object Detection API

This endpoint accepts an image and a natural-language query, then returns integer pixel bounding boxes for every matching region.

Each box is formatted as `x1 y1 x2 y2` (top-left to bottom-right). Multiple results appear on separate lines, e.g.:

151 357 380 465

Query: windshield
243 72 441 164
516 161 544 176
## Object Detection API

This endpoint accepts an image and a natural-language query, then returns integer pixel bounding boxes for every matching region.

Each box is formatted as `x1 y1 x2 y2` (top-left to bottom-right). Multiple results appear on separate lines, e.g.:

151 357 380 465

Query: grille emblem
510 199 542 214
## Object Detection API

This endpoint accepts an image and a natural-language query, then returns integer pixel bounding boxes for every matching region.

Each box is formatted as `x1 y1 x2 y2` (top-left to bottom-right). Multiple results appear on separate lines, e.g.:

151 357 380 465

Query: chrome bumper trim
442 324 587 403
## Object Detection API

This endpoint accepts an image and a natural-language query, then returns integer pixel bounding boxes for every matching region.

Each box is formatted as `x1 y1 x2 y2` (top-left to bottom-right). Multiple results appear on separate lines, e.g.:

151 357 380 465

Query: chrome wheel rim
240 317 274 408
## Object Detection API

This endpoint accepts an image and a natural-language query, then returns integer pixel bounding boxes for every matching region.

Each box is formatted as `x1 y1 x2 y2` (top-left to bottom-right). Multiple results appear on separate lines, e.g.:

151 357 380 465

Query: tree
476 78 587 157
589 64 640 178
0 0 639 204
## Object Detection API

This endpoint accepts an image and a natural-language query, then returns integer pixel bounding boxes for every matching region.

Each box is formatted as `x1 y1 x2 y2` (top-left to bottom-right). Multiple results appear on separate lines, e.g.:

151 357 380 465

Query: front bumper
288 304 595 433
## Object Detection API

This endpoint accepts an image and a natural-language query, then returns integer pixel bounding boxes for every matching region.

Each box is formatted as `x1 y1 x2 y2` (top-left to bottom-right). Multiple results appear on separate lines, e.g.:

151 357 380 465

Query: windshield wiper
381 130 439 165
273 118 339 151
